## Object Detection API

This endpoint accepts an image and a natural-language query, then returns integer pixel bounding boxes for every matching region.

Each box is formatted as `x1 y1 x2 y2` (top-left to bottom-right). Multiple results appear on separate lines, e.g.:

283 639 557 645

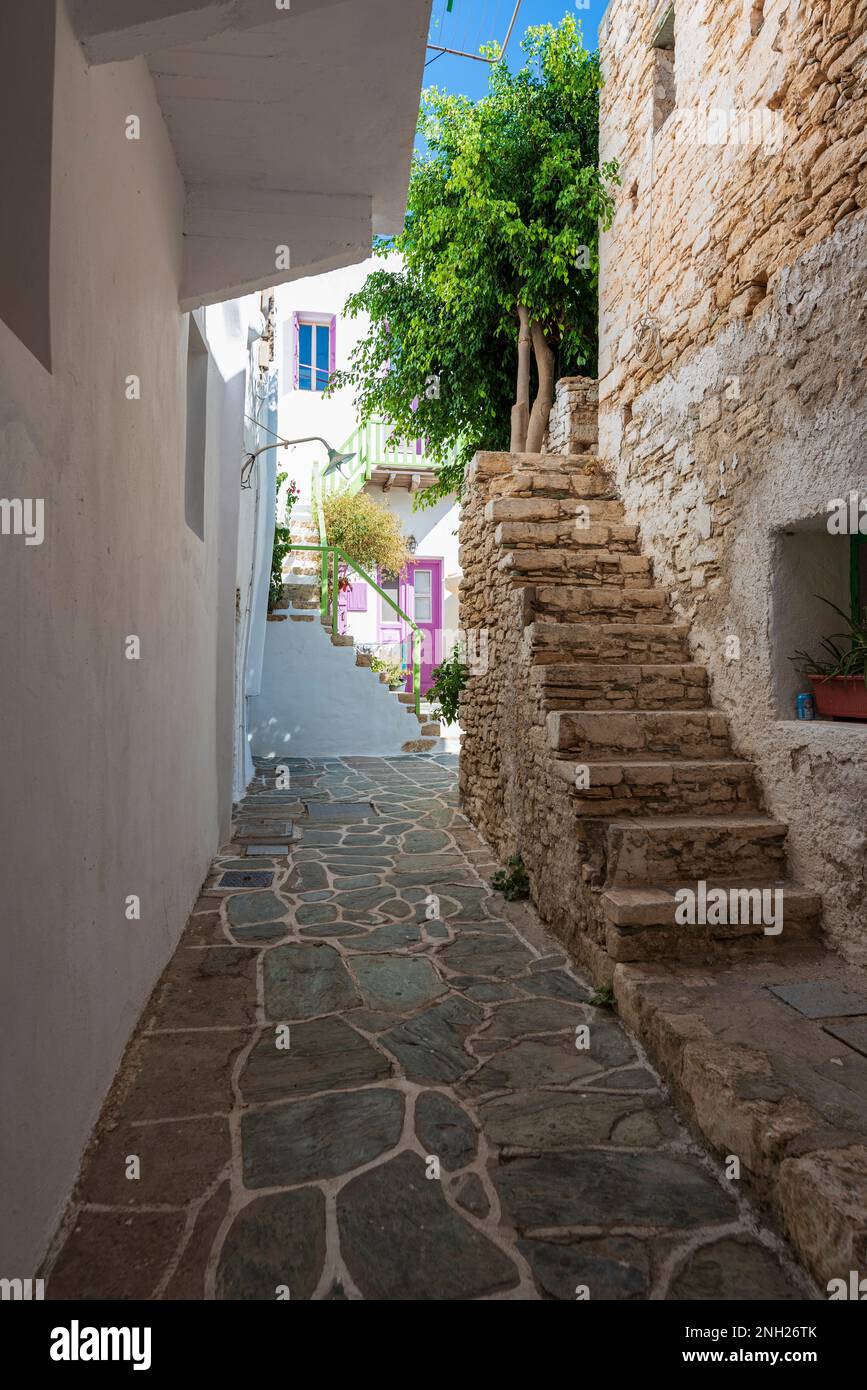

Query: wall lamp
241 435 356 489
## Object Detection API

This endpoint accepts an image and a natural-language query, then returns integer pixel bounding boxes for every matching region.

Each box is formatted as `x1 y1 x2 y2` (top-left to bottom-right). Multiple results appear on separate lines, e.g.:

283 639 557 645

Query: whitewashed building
248 257 461 759
0 0 431 1274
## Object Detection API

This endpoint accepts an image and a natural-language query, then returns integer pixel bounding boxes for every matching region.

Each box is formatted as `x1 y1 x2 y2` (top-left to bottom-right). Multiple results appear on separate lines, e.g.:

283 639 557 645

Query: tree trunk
525 320 555 454
510 304 531 452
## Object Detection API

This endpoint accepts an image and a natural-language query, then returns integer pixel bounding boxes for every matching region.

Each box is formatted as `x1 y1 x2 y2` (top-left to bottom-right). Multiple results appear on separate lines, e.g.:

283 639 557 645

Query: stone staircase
271 511 443 754
459 450 822 971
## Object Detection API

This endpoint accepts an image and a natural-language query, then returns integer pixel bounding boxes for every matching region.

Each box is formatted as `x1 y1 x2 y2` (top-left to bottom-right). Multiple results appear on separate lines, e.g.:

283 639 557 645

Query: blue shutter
298 323 312 390
315 324 329 391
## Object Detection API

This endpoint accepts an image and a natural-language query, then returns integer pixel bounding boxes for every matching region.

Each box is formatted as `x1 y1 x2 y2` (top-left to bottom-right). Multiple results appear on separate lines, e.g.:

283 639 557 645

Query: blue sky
423 0 609 102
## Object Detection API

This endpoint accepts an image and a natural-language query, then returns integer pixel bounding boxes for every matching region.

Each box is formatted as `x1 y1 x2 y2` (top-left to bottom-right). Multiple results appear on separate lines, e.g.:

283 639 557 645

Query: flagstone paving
45 755 815 1301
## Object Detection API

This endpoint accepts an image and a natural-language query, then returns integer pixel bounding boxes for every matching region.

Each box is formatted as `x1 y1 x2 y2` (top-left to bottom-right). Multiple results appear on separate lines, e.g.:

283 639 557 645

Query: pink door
377 559 443 696
400 558 442 695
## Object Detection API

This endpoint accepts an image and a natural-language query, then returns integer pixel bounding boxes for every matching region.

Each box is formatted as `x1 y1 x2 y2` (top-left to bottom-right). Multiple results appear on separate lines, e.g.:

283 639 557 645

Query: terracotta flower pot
809 674 867 721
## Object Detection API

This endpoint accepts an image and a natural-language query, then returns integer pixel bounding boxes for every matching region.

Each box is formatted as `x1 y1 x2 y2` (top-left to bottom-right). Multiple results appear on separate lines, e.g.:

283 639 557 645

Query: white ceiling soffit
71 0 433 307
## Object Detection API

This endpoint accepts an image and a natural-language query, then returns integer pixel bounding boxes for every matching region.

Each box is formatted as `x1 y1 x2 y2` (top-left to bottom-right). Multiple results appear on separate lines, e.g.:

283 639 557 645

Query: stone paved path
46 755 814 1300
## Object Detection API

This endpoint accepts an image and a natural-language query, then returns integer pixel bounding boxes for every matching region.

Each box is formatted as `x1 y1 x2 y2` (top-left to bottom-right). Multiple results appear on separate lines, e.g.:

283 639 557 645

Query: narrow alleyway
46 756 813 1301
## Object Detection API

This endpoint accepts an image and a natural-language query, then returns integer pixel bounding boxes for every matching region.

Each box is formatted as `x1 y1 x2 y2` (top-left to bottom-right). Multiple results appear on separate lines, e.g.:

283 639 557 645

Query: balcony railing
321 417 459 498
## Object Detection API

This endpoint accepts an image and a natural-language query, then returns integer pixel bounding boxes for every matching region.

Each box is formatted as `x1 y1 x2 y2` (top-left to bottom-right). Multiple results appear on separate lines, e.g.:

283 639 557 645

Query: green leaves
491 854 531 902
330 14 618 507
322 491 410 576
428 643 470 724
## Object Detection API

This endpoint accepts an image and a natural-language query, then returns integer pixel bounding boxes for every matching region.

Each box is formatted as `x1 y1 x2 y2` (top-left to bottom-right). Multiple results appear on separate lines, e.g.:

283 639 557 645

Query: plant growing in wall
268 475 300 612
428 644 470 724
792 597 867 720
491 854 531 901
329 15 617 506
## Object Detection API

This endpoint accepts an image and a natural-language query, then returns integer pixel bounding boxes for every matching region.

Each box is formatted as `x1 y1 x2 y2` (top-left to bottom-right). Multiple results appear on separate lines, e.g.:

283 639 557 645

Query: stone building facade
597 0 867 963
456 0 867 1287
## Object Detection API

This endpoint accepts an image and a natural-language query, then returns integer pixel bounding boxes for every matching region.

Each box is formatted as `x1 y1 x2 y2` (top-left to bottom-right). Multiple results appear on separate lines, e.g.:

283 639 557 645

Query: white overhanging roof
71 0 432 307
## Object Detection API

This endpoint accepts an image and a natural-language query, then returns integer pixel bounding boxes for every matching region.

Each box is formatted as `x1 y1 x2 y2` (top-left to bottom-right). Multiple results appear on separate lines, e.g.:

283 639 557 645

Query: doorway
378 558 443 695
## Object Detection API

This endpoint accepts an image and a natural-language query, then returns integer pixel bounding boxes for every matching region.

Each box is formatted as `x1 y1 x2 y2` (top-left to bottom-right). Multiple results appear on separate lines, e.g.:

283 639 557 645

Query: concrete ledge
613 948 867 1291
775 719 867 742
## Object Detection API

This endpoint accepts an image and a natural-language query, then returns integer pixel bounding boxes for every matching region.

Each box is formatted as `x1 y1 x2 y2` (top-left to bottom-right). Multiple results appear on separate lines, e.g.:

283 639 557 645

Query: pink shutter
291 312 300 389
345 580 368 612
329 314 337 375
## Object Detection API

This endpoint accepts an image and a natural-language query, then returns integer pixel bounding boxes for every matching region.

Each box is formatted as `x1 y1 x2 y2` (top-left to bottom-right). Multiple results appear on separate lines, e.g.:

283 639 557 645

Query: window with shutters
292 312 336 391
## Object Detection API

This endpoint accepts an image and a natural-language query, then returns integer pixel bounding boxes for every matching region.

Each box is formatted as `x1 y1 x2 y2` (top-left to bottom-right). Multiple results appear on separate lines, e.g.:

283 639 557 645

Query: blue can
796 692 816 720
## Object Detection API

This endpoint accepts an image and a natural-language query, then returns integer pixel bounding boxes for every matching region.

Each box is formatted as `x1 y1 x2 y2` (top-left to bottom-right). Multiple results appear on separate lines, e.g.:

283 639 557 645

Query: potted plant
369 651 407 691
792 599 867 721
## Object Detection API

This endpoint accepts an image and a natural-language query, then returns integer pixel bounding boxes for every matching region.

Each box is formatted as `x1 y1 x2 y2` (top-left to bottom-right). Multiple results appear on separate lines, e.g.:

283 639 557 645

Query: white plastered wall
0 4 255 1271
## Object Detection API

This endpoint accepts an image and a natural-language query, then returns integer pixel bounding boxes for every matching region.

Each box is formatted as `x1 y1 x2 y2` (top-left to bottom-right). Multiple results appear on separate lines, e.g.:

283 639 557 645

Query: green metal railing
300 461 423 716
313 462 329 616
291 543 423 717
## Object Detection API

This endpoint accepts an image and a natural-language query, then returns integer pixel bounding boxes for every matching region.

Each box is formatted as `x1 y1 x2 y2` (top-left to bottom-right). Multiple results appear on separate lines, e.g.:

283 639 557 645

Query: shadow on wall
771 521 856 719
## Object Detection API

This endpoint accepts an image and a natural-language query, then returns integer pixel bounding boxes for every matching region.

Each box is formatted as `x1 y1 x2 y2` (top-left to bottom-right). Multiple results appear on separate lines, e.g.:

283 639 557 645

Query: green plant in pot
792 598 867 721
369 650 406 690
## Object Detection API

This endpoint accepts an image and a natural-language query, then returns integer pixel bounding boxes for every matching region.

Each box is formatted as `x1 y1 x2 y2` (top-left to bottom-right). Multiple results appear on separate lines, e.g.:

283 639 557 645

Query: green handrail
312 462 329 615
291 543 423 716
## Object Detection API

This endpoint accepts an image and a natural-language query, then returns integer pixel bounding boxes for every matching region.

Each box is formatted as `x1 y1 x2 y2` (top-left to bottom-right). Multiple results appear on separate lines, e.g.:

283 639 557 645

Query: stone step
470 456 619 503
330 634 355 648
601 879 821 928
551 757 760 817
499 549 652 582
528 620 692 664
397 692 415 704
282 567 319 583
282 583 318 610
496 475 620 503
533 663 708 711
604 815 789 887
534 585 673 621
600 882 820 961
485 497 629 527
472 449 600 474
494 521 638 553
548 708 732 758
355 651 373 667
401 737 440 753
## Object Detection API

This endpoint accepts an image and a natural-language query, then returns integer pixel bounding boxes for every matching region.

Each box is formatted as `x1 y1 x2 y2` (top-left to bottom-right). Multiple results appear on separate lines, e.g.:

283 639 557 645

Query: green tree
330 16 617 506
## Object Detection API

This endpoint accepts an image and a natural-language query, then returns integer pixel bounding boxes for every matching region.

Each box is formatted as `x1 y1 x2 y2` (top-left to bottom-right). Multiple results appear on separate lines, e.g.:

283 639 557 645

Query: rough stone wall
598 0 867 963
599 0 867 397
458 459 538 861
543 377 599 455
457 456 604 971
